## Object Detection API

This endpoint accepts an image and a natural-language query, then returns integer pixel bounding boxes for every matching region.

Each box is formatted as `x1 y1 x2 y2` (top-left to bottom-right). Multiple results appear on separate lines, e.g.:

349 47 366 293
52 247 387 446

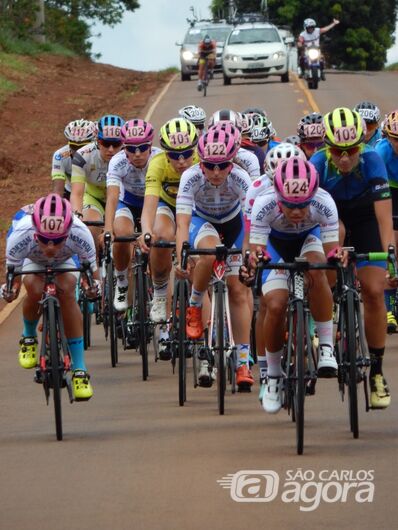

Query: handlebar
180 242 241 271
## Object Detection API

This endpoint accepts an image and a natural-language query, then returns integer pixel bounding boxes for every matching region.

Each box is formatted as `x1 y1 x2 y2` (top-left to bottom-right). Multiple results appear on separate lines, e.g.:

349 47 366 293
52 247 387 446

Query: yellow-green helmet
324 107 364 148
159 118 198 151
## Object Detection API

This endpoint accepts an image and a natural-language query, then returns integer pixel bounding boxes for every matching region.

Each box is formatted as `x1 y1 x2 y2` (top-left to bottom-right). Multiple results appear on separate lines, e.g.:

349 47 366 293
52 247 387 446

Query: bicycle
6 261 95 441
328 247 395 439
177 242 239 414
102 231 119 367
254 254 334 455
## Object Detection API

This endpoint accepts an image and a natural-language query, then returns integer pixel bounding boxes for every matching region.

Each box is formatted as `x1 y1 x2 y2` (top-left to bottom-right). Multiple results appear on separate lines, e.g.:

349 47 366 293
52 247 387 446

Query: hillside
0 54 173 268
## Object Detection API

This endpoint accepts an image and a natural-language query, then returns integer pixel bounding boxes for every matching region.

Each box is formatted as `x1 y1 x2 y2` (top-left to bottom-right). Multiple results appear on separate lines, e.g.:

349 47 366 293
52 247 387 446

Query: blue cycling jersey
310 146 390 204
375 138 398 188
367 128 382 149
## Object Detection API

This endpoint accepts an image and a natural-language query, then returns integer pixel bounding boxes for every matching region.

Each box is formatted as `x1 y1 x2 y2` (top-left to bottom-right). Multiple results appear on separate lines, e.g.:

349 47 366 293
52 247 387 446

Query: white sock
314 320 333 349
266 349 283 377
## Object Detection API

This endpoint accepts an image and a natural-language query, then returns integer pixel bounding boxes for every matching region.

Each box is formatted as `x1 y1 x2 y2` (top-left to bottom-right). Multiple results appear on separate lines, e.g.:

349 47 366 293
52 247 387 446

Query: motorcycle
304 46 322 90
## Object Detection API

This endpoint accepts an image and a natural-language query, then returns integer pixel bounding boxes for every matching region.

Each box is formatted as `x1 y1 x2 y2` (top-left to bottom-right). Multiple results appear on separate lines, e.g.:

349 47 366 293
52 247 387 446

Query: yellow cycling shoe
18 337 38 369
72 370 93 401
386 311 397 334
370 374 391 409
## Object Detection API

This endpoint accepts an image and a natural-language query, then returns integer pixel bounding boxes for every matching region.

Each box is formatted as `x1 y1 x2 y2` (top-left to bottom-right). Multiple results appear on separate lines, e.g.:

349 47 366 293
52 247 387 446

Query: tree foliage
210 0 398 70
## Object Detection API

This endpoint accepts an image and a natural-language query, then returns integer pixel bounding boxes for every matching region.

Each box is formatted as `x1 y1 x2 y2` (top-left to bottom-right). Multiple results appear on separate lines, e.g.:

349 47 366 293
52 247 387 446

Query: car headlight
224 54 239 62
308 48 320 60
272 51 286 60
182 50 195 61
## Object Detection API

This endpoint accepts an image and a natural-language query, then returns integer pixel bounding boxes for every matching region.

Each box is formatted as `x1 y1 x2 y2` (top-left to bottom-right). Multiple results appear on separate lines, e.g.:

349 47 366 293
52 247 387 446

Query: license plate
247 61 264 69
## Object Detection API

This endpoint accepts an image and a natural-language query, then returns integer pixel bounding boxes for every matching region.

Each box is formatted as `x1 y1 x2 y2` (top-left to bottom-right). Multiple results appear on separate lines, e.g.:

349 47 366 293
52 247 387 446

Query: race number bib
283 178 309 199
125 126 145 139
303 123 324 137
333 126 357 144
168 132 190 147
40 216 65 234
102 126 121 138
205 142 227 157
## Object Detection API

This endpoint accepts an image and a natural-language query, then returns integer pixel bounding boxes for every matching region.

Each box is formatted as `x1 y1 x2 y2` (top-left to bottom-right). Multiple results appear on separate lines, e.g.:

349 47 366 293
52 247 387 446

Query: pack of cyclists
2 98 395 415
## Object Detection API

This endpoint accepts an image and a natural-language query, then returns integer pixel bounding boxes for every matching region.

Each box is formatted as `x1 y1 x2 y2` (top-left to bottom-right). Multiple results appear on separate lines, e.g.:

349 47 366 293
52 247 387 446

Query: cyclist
284 135 302 146
239 112 266 170
375 110 398 332
197 34 216 91
70 115 124 251
311 107 393 409
104 119 161 312
354 101 382 148
248 158 339 413
176 127 254 389
139 118 199 326
297 112 325 159
2 194 99 400
297 17 340 79
52 119 97 199
178 105 207 136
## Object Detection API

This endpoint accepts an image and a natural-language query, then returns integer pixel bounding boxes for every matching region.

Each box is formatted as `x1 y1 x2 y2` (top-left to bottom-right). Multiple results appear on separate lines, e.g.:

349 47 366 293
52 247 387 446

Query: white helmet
178 105 206 127
64 119 97 143
208 108 242 130
304 18 316 30
265 142 306 182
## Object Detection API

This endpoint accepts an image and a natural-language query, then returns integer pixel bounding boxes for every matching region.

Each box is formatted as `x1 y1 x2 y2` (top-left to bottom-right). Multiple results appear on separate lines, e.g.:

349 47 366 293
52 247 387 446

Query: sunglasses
202 161 232 171
329 145 361 157
167 149 194 160
98 139 123 149
36 234 67 245
301 141 324 149
280 200 311 210
125 143 151 153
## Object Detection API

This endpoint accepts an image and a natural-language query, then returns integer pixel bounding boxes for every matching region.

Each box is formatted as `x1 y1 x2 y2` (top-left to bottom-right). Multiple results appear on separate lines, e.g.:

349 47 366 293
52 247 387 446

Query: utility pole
33 0 46 43
228 0 236 20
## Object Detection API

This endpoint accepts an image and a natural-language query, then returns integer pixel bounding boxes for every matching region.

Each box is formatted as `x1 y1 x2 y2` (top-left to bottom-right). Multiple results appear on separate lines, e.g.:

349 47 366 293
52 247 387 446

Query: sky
90 1 398 71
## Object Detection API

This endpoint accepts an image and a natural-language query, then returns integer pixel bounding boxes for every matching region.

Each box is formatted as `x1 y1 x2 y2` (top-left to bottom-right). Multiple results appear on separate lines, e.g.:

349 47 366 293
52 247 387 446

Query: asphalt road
1 71 398 530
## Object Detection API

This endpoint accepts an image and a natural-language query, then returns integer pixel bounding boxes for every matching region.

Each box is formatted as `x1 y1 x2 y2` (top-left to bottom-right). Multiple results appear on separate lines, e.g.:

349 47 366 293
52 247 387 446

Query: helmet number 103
333 125 357 144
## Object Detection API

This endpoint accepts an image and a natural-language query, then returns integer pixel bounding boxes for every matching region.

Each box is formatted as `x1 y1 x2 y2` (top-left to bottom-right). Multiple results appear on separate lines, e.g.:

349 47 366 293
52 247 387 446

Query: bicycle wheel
47 298 63 441
135 253 149 381
177 279 188 406
293 301 305 454
106 259 118 367
345 290 359 438
214 282 226 415
82 296 91 350
203 61 208 97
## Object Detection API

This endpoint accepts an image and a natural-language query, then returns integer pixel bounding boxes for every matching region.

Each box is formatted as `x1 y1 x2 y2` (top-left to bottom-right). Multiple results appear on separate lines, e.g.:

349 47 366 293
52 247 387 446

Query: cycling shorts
115 201 142 231
83 193 105 217
156 200 176 224
391 187 398 230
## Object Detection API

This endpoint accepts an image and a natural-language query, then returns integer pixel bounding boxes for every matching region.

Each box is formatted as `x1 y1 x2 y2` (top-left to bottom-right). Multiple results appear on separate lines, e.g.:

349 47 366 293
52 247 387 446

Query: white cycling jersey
244 172 272 226
6 214 97 271
299 27 321 47
177 163 252 223
71 141 109 201
236 147 261 180
250 187 339 247
106 147 161 204
51 144 72 192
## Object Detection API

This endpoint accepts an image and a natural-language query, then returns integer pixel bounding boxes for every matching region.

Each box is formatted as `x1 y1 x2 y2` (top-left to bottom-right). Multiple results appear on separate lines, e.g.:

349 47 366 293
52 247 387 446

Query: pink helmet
121 119 155 145
274 158 318 205
212 122 241 146
198 128 239 163
32 193 73 239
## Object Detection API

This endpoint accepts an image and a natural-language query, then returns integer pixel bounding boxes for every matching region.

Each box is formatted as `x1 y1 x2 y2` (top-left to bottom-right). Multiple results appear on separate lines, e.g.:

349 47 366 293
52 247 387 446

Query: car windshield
185 27 231 45
228 28 280 45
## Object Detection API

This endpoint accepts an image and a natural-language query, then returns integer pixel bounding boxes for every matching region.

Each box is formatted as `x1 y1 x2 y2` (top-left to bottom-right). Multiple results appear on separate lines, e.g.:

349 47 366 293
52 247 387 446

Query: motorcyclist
297 18 340 80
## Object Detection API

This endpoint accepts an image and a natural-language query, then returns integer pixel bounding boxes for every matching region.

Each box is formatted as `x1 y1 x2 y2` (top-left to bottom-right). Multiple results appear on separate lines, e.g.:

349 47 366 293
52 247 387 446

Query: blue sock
67 337 86 371
384 289 395 312
23 318 39 338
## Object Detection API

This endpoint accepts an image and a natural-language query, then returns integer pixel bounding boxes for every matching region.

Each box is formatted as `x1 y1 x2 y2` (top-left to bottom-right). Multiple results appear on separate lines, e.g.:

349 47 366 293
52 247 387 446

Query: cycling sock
314 320 333 348
258 354 267 379
266 349 283 377
369 347 384 377
153 279 168 298
384 289 395 312
22 317 39 338
189 287 205 307
68 337 86 371
237 343 250 366
115 268 129 286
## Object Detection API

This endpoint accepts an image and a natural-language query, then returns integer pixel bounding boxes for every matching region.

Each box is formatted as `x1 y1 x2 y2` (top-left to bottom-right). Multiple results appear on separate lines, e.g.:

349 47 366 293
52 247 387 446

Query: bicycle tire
203 60 208 97
293 301 305 454
215 282 226 415
82 296 91 350
345 290 359 438
136 255 149 381
107 260 118 367
177 279 188 406
47 298 63 441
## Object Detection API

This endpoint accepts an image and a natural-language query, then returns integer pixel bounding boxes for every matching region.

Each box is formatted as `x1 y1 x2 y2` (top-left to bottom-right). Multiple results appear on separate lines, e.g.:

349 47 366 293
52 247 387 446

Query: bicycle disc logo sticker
218 469 375 510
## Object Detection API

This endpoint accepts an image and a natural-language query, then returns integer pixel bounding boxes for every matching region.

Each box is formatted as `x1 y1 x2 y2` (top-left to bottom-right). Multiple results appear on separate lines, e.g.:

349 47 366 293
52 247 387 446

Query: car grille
242 55 269 61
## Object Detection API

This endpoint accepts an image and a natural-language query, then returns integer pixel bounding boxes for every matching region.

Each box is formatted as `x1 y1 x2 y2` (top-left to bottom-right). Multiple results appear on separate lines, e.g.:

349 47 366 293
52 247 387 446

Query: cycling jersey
244 173 272 229
375 138 398 188
367 128 382 149
145 150 199 208
52 144 72 192
6 215 97 271
106 147 161 207
71 142 110 202
299 28 321 47
198 39 217 57
310 146 390 205
250 188 339 247
177 163 251 223
236 147 261 180
240 138 265 171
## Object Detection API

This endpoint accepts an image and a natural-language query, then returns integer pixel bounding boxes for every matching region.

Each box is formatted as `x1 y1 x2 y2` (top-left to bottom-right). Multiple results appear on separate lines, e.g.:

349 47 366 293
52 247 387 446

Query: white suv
222 22 291 85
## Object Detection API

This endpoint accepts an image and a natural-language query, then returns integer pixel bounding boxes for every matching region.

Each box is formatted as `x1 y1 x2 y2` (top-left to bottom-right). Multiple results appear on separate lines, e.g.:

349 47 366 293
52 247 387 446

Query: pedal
237 382 252 393
34 368 43 385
